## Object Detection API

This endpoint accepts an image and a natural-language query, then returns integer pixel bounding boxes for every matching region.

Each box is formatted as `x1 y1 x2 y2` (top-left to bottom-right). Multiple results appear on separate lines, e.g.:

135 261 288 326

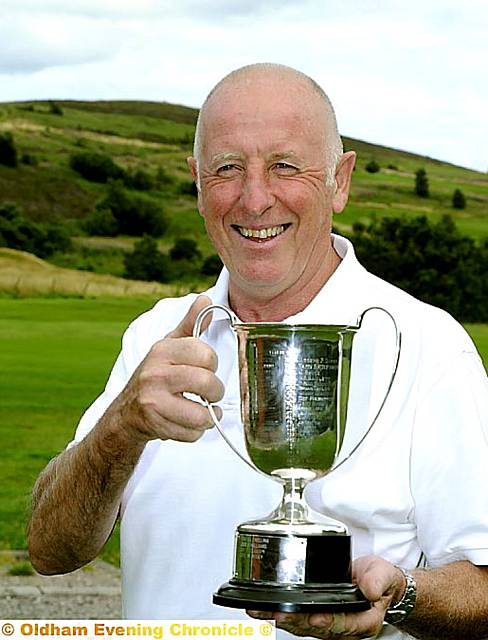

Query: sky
1 0 486 172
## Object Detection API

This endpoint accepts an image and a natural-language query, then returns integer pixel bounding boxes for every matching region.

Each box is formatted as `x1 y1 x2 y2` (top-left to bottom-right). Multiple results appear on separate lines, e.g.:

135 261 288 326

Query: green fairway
465 324 488 366
0 297 486 567
0 297 158 565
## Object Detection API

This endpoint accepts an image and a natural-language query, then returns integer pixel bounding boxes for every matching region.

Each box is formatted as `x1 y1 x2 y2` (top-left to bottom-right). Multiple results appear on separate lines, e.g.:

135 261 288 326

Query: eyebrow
210 152 243 167
268 151 300 162
210 151 301 166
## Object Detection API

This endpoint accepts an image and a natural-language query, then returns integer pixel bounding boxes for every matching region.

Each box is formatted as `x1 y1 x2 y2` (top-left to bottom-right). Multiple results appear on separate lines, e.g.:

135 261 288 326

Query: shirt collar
205 234 368 325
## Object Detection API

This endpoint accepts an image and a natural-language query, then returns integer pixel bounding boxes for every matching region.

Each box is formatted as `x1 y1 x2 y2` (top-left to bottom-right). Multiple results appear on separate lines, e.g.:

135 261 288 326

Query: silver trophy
194 305 400 613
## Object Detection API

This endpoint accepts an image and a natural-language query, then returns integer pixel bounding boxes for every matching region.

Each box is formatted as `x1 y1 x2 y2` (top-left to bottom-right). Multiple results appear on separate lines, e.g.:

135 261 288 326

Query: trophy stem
270 471 314 525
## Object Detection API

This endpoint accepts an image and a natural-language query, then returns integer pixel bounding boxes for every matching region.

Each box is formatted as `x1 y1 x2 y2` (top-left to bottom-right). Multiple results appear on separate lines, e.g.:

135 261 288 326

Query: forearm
28 395 146 575
400 561 488 640
28 297 222 575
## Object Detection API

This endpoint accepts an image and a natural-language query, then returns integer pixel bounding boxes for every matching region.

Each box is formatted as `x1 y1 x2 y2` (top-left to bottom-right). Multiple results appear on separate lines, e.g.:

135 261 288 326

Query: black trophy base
214 581 370 613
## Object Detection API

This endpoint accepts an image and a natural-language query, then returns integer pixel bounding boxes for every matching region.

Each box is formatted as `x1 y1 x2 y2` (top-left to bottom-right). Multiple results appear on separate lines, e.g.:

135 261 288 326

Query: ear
332 151 356 214
187 156 199 183
187 156 203 215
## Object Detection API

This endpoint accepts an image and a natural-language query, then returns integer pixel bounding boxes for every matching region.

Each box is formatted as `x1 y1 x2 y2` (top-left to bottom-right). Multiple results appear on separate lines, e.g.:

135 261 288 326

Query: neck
229 245 341 322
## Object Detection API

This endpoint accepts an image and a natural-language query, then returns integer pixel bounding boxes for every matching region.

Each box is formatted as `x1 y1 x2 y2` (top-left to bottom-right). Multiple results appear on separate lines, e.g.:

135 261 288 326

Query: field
0 297 157 565
0 297 486 567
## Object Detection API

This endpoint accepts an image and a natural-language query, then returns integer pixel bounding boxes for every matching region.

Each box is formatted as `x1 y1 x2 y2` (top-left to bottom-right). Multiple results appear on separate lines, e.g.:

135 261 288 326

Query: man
28 64 488 639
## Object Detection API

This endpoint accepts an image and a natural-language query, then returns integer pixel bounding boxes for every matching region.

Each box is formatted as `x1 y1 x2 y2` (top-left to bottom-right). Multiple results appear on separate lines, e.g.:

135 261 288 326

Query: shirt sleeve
410 350 488 567
68 292 202 446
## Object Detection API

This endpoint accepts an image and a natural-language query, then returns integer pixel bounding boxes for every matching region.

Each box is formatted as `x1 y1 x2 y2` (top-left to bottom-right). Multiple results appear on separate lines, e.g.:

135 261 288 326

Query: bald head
193 63 343 186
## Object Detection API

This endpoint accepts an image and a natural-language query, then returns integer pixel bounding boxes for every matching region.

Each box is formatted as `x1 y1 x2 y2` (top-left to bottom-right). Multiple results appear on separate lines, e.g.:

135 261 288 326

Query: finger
160 365 225 403
167 295 213 339
246 610 273 620
307 607 383 638
329 612 346 634
353 555 398 602
153 393 222 433
151 337 219 372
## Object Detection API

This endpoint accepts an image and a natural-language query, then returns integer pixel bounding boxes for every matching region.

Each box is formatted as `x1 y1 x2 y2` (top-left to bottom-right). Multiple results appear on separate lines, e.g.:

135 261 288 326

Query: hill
0 98 486 250
0 247 188 298
0 100 488 284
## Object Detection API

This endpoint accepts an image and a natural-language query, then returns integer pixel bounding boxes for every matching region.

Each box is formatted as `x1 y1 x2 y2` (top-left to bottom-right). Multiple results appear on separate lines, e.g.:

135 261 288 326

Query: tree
124 235 172 282
156 166 173 186
365 160 380 173
0 133 18 167
0 203 72 258
414 168 429 197
452 188 466 209
95 181 168 237
201 254 223 276
125 169 154 191
83 208 118 237
70 152 126 183
348 214 487 322
179 180 198 197
49 101 63 116
169 237 201 261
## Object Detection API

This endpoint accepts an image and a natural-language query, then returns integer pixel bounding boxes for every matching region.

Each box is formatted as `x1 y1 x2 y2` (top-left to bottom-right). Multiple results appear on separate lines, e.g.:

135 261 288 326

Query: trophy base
214 528 370 613
213 581 369 613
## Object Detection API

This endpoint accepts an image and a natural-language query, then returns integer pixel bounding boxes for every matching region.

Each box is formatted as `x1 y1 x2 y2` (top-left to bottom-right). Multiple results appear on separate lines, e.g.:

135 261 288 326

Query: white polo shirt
73 235 488 638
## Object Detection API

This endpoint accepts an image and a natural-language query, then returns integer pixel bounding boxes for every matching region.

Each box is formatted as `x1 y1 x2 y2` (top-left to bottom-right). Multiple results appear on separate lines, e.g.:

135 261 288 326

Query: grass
465 324 488 363
0 296 486 568
0 297 160 565
0 247 197 298
7 560 35 576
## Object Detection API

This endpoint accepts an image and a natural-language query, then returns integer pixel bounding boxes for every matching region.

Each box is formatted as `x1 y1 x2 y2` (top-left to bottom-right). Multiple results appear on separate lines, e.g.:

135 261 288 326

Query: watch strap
384 566 417 626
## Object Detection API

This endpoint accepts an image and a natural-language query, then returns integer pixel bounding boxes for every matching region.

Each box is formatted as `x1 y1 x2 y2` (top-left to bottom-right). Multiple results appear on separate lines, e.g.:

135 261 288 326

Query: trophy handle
332 306 401 472
193 304 269 478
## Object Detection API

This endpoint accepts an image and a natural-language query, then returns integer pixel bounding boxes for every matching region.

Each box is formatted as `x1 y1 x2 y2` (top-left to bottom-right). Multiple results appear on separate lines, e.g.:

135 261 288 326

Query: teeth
237 225 286 239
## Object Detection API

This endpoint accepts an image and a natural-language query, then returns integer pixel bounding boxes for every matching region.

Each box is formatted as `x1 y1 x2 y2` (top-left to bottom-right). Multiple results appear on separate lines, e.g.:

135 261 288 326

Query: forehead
200 76 327 158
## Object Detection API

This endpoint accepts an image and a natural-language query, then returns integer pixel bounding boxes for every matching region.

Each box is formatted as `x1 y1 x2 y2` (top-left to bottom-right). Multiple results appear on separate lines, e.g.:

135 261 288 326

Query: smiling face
188 69 355 320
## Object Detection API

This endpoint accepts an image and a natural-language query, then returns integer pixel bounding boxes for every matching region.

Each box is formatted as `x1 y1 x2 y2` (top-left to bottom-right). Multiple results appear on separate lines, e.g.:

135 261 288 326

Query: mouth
232 223 291 241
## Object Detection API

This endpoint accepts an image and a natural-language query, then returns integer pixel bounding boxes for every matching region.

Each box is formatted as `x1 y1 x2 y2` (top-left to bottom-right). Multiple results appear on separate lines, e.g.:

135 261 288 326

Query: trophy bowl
193 306 400 613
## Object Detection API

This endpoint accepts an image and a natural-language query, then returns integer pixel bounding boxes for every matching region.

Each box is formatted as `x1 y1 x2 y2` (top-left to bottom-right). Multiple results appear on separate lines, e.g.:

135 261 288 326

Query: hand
248 556 406 639
116 295 224 444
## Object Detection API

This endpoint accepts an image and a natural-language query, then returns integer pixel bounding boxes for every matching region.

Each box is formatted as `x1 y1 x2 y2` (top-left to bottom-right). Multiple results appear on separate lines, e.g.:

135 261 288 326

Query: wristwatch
384 567 417 626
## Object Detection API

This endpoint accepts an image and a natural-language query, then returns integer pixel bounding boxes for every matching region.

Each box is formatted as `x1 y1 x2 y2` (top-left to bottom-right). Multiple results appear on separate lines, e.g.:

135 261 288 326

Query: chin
235 267 291 294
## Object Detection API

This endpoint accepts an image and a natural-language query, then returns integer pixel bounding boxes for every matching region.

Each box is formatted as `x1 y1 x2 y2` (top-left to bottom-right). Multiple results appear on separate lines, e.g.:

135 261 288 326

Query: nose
239 166 275 216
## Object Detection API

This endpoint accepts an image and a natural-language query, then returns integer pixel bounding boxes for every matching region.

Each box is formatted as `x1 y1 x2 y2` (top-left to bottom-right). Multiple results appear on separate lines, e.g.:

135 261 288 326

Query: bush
124 235 172 282
83 208 118 237
365 160 380 173
415 168 429 197
452 188 466 209
124 169 154 191
349 214 488 322
170 237 202 261
156 166 173 186
179 180 198 197
0 203 72 258
49 101 63 116
96 181 167 237
0 132 18 167
201 254 223 276
21 152 38 166
8 561 34 576
70 152 126 184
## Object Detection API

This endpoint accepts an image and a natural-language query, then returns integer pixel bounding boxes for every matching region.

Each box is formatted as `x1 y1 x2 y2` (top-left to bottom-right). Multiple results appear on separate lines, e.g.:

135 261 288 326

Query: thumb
167 295 213 339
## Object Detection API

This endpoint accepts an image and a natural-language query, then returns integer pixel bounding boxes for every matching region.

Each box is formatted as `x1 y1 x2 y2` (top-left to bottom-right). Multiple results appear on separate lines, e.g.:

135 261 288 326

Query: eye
216 164 241 176
273 162 299 174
